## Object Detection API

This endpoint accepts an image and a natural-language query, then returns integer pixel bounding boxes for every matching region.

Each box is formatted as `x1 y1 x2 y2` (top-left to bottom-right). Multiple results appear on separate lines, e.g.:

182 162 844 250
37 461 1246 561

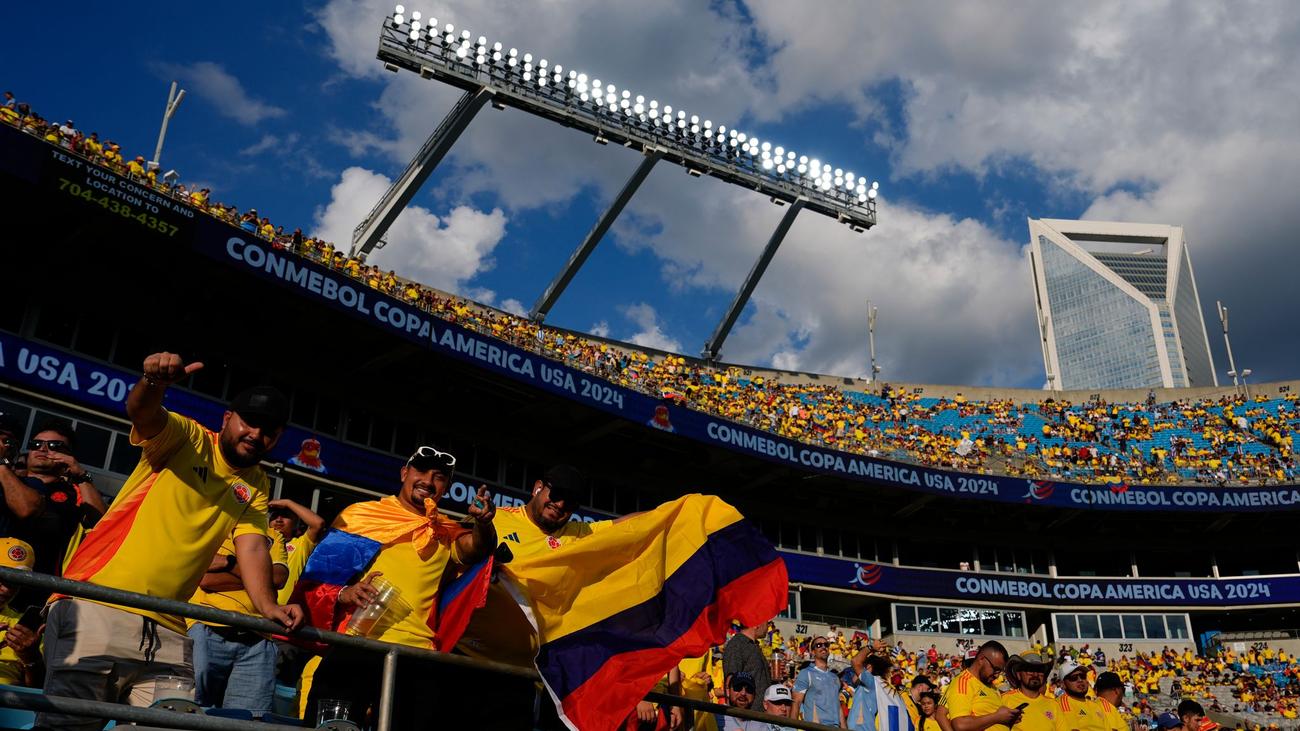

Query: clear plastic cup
152 674 195 702
317 698 351 725
345 576 413 638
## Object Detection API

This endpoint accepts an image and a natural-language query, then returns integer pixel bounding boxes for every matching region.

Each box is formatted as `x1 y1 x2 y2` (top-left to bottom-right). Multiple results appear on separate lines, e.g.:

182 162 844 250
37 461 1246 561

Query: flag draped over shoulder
504 494 787 731
875 682 916 731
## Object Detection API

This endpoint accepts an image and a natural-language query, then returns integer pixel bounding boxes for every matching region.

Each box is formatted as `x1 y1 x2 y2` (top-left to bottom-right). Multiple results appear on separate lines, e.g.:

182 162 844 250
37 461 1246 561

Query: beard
219 431 263 468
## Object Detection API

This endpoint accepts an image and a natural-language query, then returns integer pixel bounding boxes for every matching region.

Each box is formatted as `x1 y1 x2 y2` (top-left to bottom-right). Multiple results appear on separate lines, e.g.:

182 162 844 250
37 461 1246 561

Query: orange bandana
334 495 467 559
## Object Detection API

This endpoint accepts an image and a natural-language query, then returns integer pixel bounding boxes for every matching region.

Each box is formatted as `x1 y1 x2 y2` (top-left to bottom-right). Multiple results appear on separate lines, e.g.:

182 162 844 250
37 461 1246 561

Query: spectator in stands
998 651 1056 731
0 538 42 687
1176 700 1206 731
764 684 798 729
920 692 944 731
187 525 290 713
1093 671 1127 730
38 353 301 731
1055 660 1110 731
724 620 776 711
12 419 106 585
715 672 758 730
0 412 39 535
794 635 845 726
848 640 891 730
303 446 496 728
944 641 1020 731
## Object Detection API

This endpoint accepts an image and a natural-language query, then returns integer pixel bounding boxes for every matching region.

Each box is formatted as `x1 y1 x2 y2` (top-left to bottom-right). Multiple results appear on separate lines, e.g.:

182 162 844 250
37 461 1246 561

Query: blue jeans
188 623 277 713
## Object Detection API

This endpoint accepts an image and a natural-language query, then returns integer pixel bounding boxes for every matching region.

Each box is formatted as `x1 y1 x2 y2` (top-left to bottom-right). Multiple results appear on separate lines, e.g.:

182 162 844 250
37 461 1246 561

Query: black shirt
13 476 98 578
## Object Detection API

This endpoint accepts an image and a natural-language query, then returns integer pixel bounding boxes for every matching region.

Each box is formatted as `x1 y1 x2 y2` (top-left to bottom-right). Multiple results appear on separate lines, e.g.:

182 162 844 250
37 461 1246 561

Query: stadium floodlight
354 8 879 359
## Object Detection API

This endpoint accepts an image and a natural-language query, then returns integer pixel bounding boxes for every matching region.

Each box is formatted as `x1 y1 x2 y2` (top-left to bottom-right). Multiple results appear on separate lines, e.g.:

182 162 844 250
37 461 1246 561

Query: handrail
0 567 842 731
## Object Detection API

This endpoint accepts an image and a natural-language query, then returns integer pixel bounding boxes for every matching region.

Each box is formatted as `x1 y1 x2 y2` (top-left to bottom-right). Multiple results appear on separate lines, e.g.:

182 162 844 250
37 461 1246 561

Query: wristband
143 375 167 388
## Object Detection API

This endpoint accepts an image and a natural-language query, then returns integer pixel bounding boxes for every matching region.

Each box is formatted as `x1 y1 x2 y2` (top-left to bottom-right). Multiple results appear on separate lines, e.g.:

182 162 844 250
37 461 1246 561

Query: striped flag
504 494 788 731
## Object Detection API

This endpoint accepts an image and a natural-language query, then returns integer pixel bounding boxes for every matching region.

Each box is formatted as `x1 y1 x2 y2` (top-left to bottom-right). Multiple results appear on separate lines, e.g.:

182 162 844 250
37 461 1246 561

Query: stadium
3 5 1300 731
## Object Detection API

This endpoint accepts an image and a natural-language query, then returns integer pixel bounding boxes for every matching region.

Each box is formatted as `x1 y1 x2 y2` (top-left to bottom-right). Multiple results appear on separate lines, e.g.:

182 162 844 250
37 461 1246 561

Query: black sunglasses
29 439 69 453
812 642 830 649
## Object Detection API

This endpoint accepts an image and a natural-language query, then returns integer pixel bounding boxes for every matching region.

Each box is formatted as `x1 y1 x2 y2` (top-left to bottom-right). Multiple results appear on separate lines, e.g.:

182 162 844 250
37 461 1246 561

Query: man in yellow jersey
456 465 624 729
38 352 302 731
187 530 290 713
1173 700 1204 731
303 445 496 728
1091 672 1128 731
944 640 1022 731
996 651 1058 731
1054 661 1107 731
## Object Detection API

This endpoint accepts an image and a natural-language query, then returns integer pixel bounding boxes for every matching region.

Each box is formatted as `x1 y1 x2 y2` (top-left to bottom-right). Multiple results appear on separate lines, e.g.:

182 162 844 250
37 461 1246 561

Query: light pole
152 81 186 167
1217 301 1240 391
867 301 880 383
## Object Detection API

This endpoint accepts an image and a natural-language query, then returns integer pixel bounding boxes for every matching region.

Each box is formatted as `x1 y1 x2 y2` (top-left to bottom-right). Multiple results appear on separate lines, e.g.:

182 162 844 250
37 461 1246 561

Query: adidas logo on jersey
193 465 209 482
503 532 521 543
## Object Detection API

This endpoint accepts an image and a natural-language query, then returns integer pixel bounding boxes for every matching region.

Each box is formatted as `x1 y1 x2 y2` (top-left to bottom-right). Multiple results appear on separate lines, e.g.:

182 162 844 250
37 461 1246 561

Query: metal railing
0 567 840 731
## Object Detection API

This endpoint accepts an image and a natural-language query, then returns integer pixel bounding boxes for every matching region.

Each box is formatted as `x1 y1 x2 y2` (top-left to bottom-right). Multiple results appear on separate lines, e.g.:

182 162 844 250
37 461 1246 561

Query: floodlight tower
358 6 879 361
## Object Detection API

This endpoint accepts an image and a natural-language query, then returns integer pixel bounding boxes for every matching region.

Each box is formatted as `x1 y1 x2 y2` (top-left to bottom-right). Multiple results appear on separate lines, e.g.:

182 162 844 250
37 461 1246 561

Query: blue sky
9 1 1300 389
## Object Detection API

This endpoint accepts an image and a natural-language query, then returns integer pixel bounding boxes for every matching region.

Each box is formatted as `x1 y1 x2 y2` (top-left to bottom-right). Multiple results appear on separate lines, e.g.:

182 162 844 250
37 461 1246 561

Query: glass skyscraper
1027 219 1217 391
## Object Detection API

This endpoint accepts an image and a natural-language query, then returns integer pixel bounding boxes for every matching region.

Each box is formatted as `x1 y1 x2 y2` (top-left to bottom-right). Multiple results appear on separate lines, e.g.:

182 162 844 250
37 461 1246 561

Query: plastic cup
345 576 413 638
316 698 351 725
152 674 195 702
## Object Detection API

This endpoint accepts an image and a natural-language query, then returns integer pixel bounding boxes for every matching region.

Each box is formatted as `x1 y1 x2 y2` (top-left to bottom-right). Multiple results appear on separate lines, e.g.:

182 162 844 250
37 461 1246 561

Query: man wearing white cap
1054 660 1107 731
763 685 798 730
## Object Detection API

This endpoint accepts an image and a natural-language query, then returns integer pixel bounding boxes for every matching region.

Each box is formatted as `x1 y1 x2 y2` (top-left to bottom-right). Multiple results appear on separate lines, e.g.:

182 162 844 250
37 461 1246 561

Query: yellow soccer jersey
189 532 289 628
944 669 1002 720
61 411 270 634
278 532 318 605
457 506 611 666
997 689 1059 731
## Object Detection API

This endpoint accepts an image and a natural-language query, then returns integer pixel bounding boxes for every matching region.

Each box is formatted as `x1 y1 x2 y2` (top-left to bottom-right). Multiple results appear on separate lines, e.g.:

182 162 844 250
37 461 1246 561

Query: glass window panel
1122 615 1145 639
939 607 960 634
1057 615 1078 640
1078 614 1101 639
917 606 939 634
71 423 111 469
1165 615 1189 640
1004 612 1025 638
108 434 142 476
896 605 918 633
1143 614 1167 639
980 610 1003 636
1100 614 1123 639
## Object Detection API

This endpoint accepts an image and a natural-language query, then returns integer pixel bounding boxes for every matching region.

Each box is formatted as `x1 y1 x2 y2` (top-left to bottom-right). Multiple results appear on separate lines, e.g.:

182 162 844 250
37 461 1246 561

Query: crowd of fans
5 91 1300 490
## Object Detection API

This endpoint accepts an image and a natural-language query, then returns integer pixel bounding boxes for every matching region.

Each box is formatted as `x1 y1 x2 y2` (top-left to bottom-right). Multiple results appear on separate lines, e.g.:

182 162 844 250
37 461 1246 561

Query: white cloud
590 320 611 338
312 166 508 295
621 303 683 353
239 134 284 157
160 62 287 126
500 298 527 316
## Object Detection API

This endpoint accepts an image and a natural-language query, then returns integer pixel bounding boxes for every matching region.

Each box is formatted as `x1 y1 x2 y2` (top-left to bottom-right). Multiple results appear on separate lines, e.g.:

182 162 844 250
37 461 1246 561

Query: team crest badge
286 542 297 554
546 535 562 550
7 545 27 563
231 482 252 504
1046 712 1055 720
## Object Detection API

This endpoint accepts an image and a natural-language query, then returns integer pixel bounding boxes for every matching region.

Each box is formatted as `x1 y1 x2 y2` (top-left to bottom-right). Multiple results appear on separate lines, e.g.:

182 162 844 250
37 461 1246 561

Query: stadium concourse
5 95 1300 731
2 98 1296 491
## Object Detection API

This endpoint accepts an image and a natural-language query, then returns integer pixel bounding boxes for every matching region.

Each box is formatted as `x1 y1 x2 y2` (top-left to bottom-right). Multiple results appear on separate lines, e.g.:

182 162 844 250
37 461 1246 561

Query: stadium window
1100 614 1123 639
108 434 142 476
190 358 228 399
32 304 78 348
315 398 341 436
290 390 317 428
476 447 501 483
758 519 780 549
74 317 115 361
392 422 417 462
1166 615 1189 639
822 527 840 556
0 290 25 333
978 546 995 571
978 609 1003 636
916 606 939 633
1143 614 1167 639
895 605 919 633
1056 614 1079 640
344 410 371 445
1078 614 1101 639
1121 614 1145 639
502 459 524 491
370 416 395 452
72 422 111 470
1003 612 1025 638
798 526 817 554
939 607 960 634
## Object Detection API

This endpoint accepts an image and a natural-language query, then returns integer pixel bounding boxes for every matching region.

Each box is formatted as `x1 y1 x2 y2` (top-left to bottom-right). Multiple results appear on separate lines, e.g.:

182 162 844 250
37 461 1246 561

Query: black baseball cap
543 464 587 503
1094 671 1124 693
0 413 20 437
228 386 289 429
729 672 756 692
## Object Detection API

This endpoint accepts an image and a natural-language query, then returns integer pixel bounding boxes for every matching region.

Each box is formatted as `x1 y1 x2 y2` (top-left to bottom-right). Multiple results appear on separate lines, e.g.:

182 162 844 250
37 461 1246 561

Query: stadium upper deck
5 108 1300 648
2 104 1295 498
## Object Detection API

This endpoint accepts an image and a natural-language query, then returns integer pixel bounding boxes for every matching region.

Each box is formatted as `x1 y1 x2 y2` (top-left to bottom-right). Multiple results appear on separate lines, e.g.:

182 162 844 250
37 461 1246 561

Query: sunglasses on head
29 439 69 453
407 446 456 471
